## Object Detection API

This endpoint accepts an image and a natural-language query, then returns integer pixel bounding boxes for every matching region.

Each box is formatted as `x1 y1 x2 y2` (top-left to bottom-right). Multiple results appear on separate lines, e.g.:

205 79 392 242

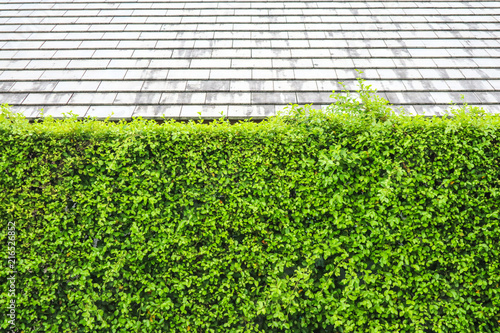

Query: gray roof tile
180 105 228 119
143 80 187 92
159 92 207 104
229 80 274 92
22 92 73 105
53 80 100 92
124 69 169 80
82 69 126 80
206 92 251 104
431 92 482 104
0 93 28 104
10 81 58 92
98 80 144 92
86 105 134 119
39 70 85 81
1 70 44 80
133 105 181 118
1 0 499 118
209 69 251 80
69 92 117 104
170 77 215 92
114 92 162 105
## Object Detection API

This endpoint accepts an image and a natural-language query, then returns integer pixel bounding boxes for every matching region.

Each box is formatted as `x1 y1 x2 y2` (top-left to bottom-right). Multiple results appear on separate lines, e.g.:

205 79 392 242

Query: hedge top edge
1 71 499 135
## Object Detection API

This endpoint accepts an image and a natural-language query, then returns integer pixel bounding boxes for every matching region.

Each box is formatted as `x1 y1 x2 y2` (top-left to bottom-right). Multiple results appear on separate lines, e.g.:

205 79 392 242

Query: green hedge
1 88 500 332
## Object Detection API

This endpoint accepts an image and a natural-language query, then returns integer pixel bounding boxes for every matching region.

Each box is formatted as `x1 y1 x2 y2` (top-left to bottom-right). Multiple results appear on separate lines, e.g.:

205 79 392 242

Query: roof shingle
1 0 500 119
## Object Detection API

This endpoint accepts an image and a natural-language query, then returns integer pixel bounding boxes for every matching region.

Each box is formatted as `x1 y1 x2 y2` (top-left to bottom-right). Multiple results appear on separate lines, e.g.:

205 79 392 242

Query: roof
1 0 499 119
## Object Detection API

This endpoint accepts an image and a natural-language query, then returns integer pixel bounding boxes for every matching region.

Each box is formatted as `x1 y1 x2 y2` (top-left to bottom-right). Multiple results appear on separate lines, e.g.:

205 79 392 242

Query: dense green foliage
1 84 500 332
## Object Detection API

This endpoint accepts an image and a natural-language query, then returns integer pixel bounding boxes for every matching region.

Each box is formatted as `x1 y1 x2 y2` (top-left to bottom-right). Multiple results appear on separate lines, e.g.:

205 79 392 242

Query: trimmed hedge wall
1 102 500 332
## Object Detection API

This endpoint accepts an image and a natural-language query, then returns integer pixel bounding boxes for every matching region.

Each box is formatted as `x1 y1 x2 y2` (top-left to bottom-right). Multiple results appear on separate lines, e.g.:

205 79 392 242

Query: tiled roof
1 0 499 119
